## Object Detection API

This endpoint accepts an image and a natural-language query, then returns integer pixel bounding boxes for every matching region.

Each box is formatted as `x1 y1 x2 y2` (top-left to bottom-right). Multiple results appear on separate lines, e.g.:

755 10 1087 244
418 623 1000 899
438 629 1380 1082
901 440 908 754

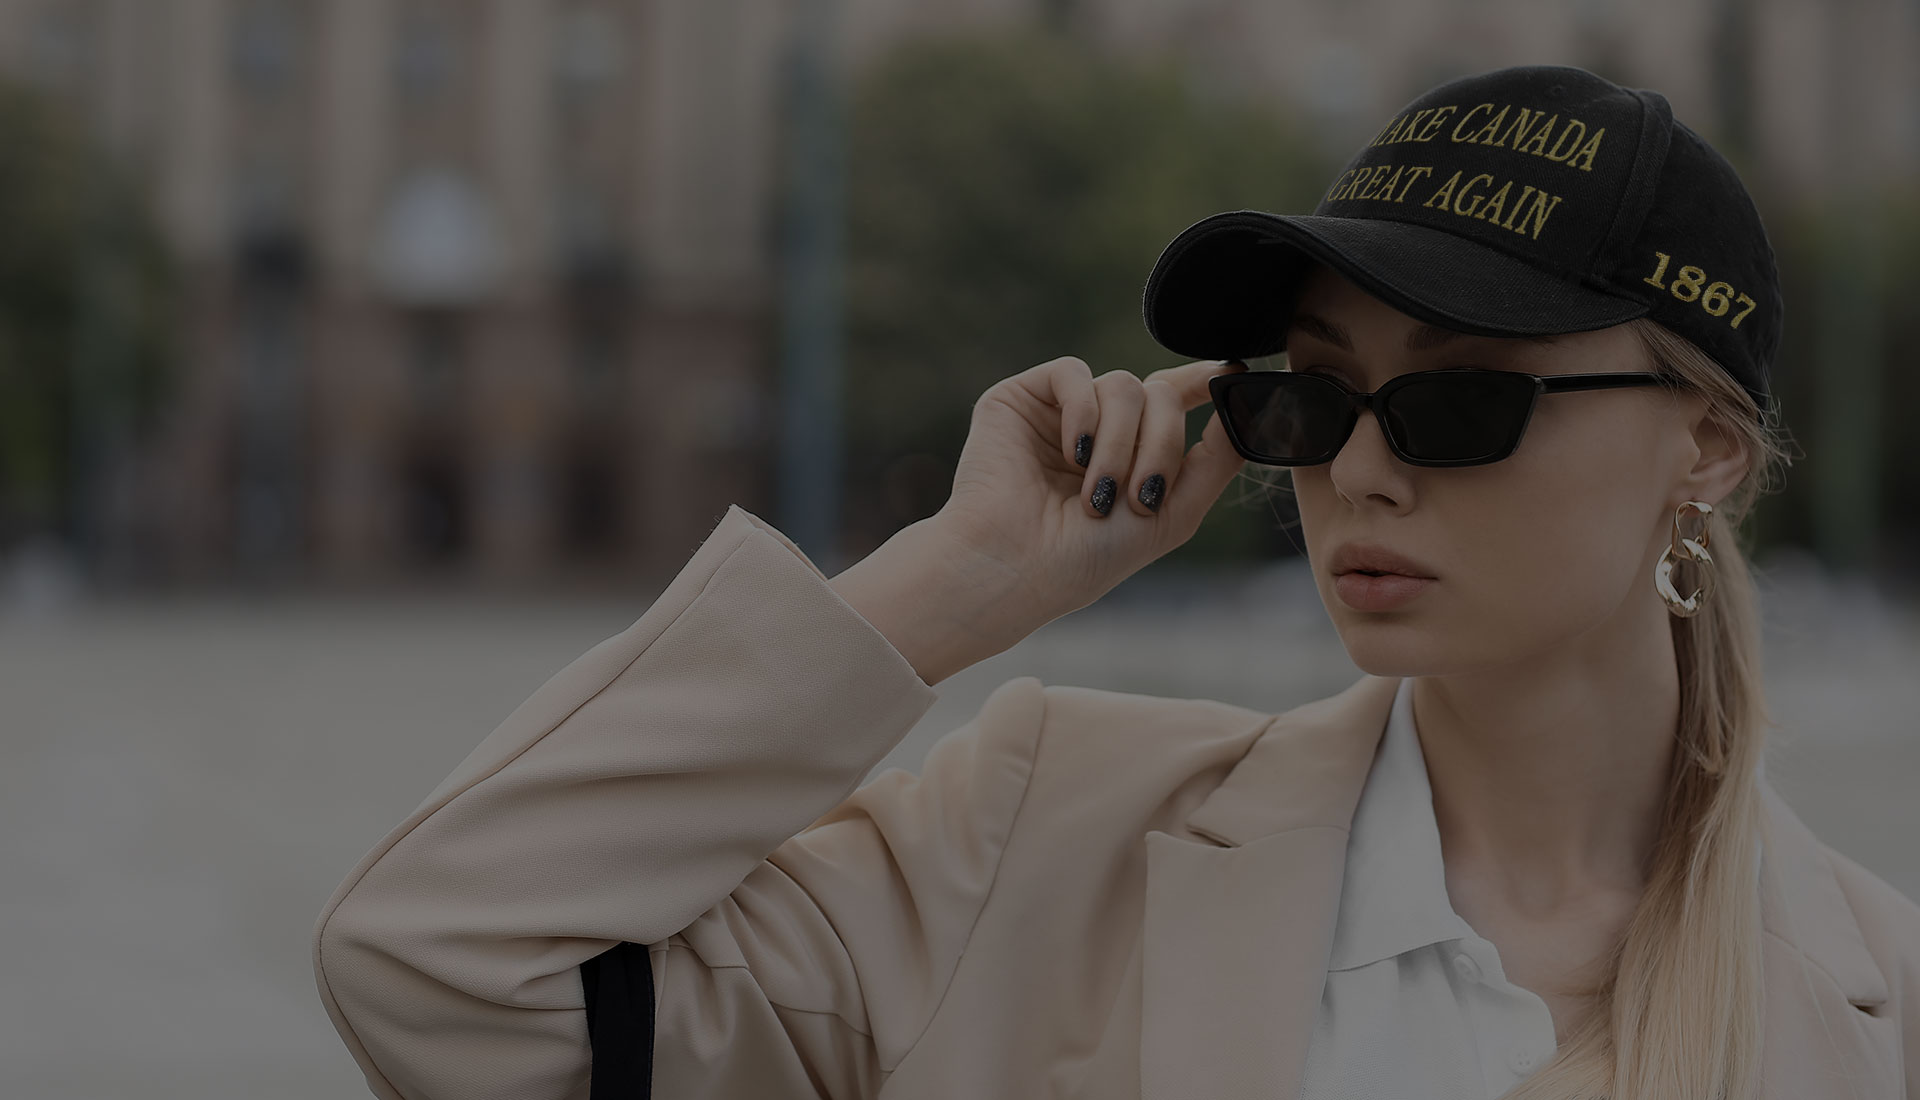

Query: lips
1329 541 1437 579
1334 571 1434 611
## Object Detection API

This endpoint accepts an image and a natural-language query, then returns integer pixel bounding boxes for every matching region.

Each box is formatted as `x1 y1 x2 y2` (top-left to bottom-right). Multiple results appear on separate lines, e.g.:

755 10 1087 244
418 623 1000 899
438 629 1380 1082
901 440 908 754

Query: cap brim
1142 210 1651 362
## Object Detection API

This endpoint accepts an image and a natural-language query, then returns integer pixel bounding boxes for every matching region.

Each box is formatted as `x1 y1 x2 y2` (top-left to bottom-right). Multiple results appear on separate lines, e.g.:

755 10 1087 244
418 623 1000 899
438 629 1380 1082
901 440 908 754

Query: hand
929 356 1251 632
833 355 1251 683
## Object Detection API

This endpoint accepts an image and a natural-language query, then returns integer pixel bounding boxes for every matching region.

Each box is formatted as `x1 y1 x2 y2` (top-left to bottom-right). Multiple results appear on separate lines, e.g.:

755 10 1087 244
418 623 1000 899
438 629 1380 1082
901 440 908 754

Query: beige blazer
312 504 1920 1099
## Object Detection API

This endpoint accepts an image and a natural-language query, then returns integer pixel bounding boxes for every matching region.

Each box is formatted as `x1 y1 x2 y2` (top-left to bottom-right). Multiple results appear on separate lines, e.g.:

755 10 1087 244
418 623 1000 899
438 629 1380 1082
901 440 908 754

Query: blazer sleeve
310 504 1048 1100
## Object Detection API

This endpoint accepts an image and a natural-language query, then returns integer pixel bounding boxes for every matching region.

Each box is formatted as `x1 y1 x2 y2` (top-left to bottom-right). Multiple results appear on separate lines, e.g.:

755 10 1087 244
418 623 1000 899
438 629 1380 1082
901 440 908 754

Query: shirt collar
1326 676 1478 971
1183 672 1871 1012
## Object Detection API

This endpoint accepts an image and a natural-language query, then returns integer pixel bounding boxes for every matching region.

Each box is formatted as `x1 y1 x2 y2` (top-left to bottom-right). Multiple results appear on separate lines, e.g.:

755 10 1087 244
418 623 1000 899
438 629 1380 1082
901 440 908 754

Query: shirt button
1508 1046 1541 1074
1451 951 1481 982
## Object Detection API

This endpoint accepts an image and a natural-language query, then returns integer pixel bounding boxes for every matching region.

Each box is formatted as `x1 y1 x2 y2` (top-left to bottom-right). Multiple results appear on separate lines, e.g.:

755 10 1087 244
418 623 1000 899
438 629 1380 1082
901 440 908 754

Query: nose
1325 403 1414 505
1331 403 1397 467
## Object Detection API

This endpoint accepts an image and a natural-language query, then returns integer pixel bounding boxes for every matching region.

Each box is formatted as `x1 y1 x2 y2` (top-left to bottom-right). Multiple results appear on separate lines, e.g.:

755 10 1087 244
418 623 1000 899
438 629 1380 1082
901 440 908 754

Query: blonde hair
1240 317 1802 1099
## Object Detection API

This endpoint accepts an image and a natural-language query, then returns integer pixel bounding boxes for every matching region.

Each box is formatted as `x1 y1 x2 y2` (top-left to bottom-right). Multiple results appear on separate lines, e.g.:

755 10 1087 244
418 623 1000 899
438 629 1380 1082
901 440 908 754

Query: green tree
844 30 1331 564
1768 192 1920 580
0 80 176 548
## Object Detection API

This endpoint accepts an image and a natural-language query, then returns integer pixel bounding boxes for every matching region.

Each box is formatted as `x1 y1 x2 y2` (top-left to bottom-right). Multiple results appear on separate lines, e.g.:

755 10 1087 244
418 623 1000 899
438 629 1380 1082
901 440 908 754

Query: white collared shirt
1299 676 1560 1099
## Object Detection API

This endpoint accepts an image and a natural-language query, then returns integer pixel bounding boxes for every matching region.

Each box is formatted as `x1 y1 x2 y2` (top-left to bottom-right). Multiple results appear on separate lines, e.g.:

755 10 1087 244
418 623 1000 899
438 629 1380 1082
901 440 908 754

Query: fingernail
1091 475 1116 516
1138 473 1165 513
1075 433 1092 468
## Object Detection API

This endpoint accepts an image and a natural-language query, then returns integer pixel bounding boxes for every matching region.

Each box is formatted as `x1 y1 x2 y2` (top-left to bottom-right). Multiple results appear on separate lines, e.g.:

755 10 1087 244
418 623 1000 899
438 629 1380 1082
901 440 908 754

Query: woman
311 65 1919 1099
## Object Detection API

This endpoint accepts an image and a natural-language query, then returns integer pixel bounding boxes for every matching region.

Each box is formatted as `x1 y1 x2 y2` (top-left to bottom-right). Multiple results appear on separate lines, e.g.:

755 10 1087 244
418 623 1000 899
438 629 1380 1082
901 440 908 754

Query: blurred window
556 176 613 256
372 168 504 304
567 312 626 410
1039 0 1076 33
1305 41 1367 128
232 145 299 237
232 0 303 93
395 4 458 103
554 3 622 97
406 310 465 413
399 450 467 562
238 289 302 411
697 374 766 453
26 0 96 95
232 291 305 564
1569 0 1614 24
548 1 632 279
559 448 621 553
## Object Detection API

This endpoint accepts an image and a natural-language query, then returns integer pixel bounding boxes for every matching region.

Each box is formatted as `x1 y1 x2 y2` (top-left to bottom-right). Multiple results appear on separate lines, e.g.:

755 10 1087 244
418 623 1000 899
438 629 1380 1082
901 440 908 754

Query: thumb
1161 407 1249 535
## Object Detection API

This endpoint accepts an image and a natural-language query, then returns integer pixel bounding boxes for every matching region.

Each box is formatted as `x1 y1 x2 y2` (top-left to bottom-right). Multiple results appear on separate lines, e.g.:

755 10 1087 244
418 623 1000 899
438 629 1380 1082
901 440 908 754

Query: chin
1343 651 1441 679
1325 619 1445 679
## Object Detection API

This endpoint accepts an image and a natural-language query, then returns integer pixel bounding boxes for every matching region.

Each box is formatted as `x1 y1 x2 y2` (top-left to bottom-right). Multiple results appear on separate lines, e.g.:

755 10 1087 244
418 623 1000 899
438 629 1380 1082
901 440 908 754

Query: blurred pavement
1 551 1916 1098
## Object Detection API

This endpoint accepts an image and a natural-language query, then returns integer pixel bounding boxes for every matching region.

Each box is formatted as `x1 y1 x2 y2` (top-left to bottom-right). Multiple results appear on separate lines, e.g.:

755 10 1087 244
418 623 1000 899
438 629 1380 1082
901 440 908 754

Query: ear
1674 399 1751 508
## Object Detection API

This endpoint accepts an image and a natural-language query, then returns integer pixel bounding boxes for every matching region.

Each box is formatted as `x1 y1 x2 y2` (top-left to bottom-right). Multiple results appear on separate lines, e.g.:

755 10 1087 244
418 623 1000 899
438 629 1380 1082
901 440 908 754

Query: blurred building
850 0 1918 199
0 0 790 587
1067 0 1920 198
0 0 1911 587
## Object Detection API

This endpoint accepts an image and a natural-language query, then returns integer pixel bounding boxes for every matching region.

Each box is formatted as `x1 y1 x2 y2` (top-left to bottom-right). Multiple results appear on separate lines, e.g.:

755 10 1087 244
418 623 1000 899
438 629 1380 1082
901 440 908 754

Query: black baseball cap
1142 64 1781 421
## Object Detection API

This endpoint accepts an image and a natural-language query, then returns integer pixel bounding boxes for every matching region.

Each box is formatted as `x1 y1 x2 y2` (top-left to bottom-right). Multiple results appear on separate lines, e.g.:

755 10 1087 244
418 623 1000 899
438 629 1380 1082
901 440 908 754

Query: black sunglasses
1207 367 1670 468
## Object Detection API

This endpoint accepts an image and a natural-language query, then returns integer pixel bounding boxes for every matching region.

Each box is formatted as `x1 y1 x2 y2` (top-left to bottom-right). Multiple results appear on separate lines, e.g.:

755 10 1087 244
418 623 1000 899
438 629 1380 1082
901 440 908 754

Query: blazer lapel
1139 672 1905 1100
1753 776 1903 1096
1141 674 1398 1100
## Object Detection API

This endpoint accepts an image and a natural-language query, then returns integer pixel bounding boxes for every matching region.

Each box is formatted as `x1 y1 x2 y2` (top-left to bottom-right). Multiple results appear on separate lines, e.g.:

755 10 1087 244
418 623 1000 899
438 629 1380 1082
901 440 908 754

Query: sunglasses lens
1386 373 1534 462
1216 373 1351 463
1220 372 1535 464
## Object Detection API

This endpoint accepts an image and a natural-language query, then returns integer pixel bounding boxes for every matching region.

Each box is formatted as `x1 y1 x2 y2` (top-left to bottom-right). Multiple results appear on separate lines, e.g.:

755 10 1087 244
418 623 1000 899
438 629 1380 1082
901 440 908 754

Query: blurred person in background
311 64 1918 1099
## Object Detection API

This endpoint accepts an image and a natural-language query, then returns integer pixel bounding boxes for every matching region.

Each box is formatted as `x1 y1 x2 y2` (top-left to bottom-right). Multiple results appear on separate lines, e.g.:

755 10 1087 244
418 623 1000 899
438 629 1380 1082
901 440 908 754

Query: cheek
1442 463 1655 626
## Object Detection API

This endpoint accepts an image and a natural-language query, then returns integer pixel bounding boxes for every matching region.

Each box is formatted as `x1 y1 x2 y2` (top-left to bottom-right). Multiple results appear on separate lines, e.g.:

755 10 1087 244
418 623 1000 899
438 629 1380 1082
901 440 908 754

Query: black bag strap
581 941 655 1098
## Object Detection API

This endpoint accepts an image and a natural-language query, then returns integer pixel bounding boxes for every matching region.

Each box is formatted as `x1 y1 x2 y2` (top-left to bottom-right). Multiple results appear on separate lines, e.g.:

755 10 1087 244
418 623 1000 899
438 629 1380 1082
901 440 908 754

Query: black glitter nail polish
1074 433 1092 468
1138 473 1165 513
1091 475 1116 516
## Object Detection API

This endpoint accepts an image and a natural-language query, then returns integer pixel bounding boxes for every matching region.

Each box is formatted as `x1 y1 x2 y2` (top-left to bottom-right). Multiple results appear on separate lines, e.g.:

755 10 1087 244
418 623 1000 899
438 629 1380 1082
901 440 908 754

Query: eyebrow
1290 310 1561 352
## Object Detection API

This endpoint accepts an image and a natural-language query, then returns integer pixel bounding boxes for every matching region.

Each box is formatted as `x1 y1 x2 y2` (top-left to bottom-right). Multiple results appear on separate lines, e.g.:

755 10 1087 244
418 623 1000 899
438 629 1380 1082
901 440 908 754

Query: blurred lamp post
1812 0 1886 574
65 169 118 581
774 0 846 575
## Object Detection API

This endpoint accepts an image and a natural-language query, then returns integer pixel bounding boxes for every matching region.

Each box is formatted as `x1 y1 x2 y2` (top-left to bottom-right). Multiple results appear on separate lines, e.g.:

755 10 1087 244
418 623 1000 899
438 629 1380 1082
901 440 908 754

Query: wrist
829 519 1032 686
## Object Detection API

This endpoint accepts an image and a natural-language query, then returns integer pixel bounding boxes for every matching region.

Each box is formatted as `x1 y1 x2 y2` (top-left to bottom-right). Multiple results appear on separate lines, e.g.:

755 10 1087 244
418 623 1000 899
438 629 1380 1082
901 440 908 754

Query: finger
1081 370 1145 518
1159 406 1248 536
1141 359 1248 413
1017 356 1098 470
1125 378 1185 516
1044 355 1090 468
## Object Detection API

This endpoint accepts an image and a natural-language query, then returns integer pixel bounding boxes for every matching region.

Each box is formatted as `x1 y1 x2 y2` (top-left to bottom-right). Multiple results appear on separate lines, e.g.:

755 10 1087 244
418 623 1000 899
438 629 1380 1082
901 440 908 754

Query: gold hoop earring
1655 500 1716 618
